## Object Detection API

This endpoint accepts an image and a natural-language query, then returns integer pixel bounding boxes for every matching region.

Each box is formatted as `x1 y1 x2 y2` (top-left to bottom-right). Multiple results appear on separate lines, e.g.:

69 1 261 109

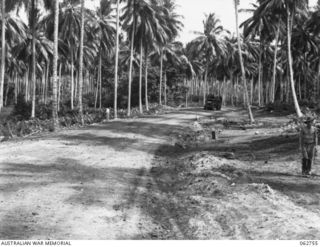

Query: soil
1 107 320 240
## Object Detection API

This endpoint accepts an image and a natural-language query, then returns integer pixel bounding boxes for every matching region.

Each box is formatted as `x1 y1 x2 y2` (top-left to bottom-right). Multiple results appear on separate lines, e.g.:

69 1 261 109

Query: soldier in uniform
299 117 318 176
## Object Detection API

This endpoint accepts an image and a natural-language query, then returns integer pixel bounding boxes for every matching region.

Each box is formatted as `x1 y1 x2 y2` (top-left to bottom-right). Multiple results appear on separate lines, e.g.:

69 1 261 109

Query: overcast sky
174 0 318 44
86 0 318 44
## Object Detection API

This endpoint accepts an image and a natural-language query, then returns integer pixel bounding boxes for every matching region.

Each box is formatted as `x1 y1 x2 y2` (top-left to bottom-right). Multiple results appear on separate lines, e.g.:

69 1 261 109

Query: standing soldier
300 117 318 176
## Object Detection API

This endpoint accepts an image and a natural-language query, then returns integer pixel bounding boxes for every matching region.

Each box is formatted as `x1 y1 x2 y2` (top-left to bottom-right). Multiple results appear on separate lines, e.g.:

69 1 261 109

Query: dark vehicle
204 94 222 111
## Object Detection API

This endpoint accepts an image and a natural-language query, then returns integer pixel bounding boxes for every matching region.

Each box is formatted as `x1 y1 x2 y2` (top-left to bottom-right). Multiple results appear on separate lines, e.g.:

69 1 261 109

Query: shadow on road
0 158 151 239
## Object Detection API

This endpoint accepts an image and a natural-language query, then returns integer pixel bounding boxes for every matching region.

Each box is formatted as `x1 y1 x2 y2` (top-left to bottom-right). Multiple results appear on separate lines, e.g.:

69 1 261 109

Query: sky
174 0 318 44
85 0 319 44
175 0 257 43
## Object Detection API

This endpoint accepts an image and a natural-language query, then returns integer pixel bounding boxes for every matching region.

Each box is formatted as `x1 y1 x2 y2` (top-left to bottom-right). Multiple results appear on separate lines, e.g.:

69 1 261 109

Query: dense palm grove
0 0 320 129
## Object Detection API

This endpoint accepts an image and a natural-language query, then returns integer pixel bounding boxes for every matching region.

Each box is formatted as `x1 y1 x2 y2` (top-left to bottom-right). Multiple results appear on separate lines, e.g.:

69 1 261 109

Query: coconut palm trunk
45 61 49 104
258 44 262 107
25 70 28 101
127 19 135 117
75 70 78 100
0 0 5 111
271 24 280 103
70 49 74 110
185 79 188 108
4 80 9 106
203 65 208 106
286 8 302 117
230 72 234 106
317 62 320 98
235 75 238 105
57 63 62 112
139 40 143 113
52 0 59 129
114 0 120 119
234 0 254 123
99 53 102 110
31 0 37 118
159 48 163 105
78 0 85 124
250 78 253 104
94 69 99 109
14 75 18 104
164 71 167 105
41 70 45 103
145 48 149 111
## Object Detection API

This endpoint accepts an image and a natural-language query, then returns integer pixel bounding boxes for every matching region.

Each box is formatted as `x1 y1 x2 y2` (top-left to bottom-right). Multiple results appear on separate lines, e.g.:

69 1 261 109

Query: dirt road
1 108 320 240
0 109 212 239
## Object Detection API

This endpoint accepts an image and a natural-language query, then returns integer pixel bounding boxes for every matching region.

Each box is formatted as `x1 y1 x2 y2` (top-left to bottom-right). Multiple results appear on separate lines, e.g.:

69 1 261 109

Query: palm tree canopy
189 13 227 65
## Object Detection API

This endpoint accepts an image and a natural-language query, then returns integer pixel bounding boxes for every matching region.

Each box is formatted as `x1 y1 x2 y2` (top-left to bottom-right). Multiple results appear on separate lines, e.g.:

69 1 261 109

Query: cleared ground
0 108 320 239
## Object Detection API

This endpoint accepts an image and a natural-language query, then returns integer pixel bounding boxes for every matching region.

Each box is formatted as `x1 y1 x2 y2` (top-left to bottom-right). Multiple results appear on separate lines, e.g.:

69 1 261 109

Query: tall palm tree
0 0 5 111
14 20 53 99
11 0 54 118
114 0 120 119
94 0 115 110
42 0 90 110
285 0 304 117
52 0 59 128
257 0 305 117
189 13 226 106
30 0 37 118
123 0 136 116
234 0 254 123
56 0 81 110
242 2 284 105
78 0 84 124
0 0 33 111
132 0 167 113
154 0 182 106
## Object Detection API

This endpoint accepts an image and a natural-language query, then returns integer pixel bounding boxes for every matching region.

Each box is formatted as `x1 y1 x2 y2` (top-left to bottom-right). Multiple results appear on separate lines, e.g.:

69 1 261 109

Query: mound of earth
150 151 320 239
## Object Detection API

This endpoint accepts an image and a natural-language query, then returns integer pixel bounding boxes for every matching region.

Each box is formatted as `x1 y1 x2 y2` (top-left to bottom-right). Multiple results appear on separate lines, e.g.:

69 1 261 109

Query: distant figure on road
300 117 318 176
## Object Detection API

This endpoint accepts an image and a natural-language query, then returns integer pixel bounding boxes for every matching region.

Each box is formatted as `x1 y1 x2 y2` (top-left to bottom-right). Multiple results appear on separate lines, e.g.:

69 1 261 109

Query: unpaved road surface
1 108 320 240
0 109 211 239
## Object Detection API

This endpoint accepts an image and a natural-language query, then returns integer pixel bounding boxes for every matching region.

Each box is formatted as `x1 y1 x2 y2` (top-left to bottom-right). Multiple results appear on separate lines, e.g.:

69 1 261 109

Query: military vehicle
204 94 222 111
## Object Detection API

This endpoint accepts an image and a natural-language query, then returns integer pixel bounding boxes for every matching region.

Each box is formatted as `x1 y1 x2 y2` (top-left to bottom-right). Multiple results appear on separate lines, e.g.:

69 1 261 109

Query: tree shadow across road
0 158 152 239
54 120 188 155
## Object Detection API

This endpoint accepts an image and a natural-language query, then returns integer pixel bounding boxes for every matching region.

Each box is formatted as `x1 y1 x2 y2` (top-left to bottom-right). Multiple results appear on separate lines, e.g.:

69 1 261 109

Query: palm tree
52 0 59 129
151 0 182 106
123 0 136 116
150 41 184 105
13 21 53 95
189 13 226 106
234 0 254 123
132 0 166 113
0 0 5 112
55 0 81 110
305 2 320 98
256 0 305 117
2 1 24 110
78 0 84 124
285 0 304 117
94 0 115 110
11 0 54 118
30 0 37 118
42 0 91 110
114 0 120 119
242 2 285 106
